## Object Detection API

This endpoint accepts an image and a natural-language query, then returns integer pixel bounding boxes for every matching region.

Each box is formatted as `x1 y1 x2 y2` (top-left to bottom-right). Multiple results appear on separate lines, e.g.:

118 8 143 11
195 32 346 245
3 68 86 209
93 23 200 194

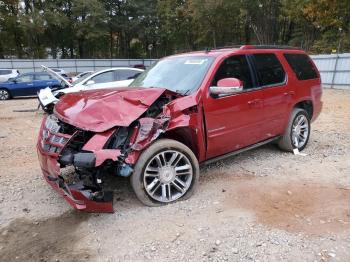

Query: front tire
0 89 10 100
130 139 199 207
278 108 310 152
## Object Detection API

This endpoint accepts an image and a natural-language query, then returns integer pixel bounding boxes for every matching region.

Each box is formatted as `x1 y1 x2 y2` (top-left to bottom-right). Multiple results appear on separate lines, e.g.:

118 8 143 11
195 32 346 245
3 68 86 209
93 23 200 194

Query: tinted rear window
284 54 318 80
0 70 12 75
253 54 285 86
117 70 141 80
35 73 52 80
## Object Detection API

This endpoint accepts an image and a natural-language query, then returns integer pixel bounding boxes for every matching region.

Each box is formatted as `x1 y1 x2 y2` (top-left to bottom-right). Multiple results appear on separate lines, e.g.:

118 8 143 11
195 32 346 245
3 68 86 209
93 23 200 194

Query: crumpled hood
54 87 166 132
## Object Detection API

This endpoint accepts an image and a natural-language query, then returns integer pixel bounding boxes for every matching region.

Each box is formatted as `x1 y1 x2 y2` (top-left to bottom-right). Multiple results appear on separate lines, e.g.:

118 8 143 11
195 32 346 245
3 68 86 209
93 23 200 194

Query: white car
38 66 144 111
71 71 94 82
0 69 20 82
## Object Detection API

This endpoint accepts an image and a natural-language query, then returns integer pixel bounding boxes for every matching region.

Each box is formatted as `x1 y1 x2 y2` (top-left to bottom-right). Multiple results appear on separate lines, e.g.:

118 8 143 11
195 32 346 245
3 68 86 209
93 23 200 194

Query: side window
16 74 34 83
90 71 115 84
284 53 318 80
212 55 253 89
35 74 51 81
117 70 141 81
253 53 285 86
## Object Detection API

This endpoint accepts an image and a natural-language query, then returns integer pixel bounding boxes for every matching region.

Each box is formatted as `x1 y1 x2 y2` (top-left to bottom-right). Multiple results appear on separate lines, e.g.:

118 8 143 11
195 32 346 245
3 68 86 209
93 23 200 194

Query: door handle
248 99 262 107
27 83 34 86
284 91 295 96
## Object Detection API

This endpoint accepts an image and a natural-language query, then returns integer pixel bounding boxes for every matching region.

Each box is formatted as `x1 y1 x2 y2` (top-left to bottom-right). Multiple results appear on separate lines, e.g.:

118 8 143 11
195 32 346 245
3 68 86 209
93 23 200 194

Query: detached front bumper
37 116 114 213
37 146 114 213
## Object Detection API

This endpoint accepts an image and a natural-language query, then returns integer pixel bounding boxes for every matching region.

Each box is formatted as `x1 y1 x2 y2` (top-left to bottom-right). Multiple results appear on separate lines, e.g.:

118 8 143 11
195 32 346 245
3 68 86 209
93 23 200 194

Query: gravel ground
0 89 349 262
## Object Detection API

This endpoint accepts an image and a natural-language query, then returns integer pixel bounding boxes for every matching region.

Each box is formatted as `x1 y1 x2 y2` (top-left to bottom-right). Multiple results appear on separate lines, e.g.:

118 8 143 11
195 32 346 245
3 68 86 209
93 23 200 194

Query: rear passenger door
251 53 291 138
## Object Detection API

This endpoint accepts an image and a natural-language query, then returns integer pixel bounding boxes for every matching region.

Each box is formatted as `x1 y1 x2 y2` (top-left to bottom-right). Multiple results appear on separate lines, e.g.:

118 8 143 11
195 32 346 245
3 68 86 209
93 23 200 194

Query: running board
201 136 281 166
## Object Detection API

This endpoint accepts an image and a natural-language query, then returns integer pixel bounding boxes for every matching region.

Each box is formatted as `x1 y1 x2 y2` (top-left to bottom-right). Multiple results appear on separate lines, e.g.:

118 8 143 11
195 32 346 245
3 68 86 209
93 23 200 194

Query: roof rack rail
240 45 300 50
205 45 243 51
204 45 300 52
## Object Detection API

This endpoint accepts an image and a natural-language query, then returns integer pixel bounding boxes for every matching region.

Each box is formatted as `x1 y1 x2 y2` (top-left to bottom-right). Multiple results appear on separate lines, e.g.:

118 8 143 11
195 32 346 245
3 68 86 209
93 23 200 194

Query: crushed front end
37 107 171 212
37 114 119 212
36 87 202 213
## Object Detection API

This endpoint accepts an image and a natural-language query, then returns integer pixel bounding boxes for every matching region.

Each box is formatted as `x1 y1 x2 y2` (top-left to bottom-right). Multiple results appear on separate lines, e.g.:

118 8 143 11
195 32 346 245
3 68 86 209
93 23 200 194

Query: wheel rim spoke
161 184 167 200
172 180 185 193
175 164 191 172
145 166 159 177
168 152 179 166
154 155 164 168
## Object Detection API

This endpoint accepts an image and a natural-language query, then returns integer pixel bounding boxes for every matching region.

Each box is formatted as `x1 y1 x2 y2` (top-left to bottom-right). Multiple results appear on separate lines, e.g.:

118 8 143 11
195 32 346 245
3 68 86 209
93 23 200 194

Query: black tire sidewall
130 139 199 207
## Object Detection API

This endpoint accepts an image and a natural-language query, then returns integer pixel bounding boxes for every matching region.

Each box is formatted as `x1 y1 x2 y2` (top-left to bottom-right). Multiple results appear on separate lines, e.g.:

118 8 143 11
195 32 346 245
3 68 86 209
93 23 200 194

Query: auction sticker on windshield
184 59 208 65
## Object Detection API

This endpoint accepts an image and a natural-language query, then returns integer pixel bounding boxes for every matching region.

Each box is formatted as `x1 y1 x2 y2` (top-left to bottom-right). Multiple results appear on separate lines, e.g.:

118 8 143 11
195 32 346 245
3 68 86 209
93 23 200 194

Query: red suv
37 45 322 212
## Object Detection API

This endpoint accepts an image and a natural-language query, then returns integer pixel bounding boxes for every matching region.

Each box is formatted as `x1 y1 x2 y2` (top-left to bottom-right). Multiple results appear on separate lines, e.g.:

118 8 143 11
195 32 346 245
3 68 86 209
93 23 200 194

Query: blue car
0 72 61 100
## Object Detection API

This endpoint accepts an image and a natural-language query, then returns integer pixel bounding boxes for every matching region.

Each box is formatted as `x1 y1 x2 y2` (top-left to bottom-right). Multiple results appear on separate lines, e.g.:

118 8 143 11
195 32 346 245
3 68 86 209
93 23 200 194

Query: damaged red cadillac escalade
37 45 323 212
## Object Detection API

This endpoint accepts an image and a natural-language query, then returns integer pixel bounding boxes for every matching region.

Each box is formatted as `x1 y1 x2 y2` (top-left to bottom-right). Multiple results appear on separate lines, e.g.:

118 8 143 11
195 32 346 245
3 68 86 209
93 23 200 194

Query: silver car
0 69 20 82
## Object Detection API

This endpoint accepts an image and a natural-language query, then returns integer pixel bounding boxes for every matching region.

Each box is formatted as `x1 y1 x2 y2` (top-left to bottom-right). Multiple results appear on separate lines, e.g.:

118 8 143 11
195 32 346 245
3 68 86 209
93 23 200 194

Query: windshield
130 56 215 95
73 72 94 84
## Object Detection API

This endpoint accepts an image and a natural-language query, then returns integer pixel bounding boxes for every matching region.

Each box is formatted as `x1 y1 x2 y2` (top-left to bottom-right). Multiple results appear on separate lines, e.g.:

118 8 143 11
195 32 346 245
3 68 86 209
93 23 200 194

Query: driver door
204 55 266 159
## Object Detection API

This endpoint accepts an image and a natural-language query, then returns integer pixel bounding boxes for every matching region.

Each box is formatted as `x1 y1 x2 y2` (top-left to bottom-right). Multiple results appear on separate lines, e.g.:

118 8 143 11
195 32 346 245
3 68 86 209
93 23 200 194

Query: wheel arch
293 100 313 119
162 127 200 160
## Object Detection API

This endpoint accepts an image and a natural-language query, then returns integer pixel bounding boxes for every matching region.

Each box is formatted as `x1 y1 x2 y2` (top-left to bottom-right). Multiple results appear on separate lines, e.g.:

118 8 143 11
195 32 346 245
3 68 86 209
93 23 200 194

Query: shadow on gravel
0 211 93 262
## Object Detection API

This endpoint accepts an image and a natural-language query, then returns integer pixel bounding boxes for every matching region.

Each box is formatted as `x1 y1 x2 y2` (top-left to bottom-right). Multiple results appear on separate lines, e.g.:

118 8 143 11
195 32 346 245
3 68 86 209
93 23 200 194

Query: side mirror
86 80 95 86
9 78 16 83
210 78 243 96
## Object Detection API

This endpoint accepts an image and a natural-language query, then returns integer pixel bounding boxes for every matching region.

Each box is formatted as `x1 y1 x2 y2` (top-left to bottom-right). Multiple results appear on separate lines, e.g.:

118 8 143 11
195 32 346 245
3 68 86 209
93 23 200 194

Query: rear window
284 54 318 80
117 70 141 80
0 70 12 75
35 73 52 80
253 54 285 86
91 71 116 84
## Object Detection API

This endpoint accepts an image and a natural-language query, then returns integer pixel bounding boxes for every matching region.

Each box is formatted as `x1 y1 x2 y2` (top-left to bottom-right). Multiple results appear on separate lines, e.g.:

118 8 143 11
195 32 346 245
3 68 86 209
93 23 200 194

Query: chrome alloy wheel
143 150 193 203
0 90 9 100
291 114 309 148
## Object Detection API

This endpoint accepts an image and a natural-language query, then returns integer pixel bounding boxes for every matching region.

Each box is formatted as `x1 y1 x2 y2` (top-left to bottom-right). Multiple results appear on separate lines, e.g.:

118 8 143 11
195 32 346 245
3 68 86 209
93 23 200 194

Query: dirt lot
0 89 349 262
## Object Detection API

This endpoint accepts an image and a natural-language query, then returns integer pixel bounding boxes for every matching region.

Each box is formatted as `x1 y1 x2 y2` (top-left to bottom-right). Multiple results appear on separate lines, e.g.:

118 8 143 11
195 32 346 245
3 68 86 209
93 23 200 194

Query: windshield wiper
175 89 191 96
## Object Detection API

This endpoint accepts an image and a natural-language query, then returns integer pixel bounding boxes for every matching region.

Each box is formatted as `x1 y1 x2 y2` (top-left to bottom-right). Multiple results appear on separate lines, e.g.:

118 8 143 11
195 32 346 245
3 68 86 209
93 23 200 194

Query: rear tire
0 89 10 100
278 108 310 152
130 139 199 207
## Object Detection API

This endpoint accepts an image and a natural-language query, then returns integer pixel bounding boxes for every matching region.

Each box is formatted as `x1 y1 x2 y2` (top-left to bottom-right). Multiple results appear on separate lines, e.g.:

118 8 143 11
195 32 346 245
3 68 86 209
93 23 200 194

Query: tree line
0 0 349 59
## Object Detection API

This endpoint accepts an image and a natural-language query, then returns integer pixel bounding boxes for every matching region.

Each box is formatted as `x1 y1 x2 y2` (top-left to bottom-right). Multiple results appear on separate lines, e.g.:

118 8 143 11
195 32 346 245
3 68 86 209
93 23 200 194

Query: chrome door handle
248 99 262 107
284 91 295 96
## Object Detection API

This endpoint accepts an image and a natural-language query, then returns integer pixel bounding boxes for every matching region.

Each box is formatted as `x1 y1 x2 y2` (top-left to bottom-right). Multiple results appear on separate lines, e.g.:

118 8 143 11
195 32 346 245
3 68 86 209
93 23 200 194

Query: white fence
0 55 349 89
311 54 350 89
0 59 158 74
